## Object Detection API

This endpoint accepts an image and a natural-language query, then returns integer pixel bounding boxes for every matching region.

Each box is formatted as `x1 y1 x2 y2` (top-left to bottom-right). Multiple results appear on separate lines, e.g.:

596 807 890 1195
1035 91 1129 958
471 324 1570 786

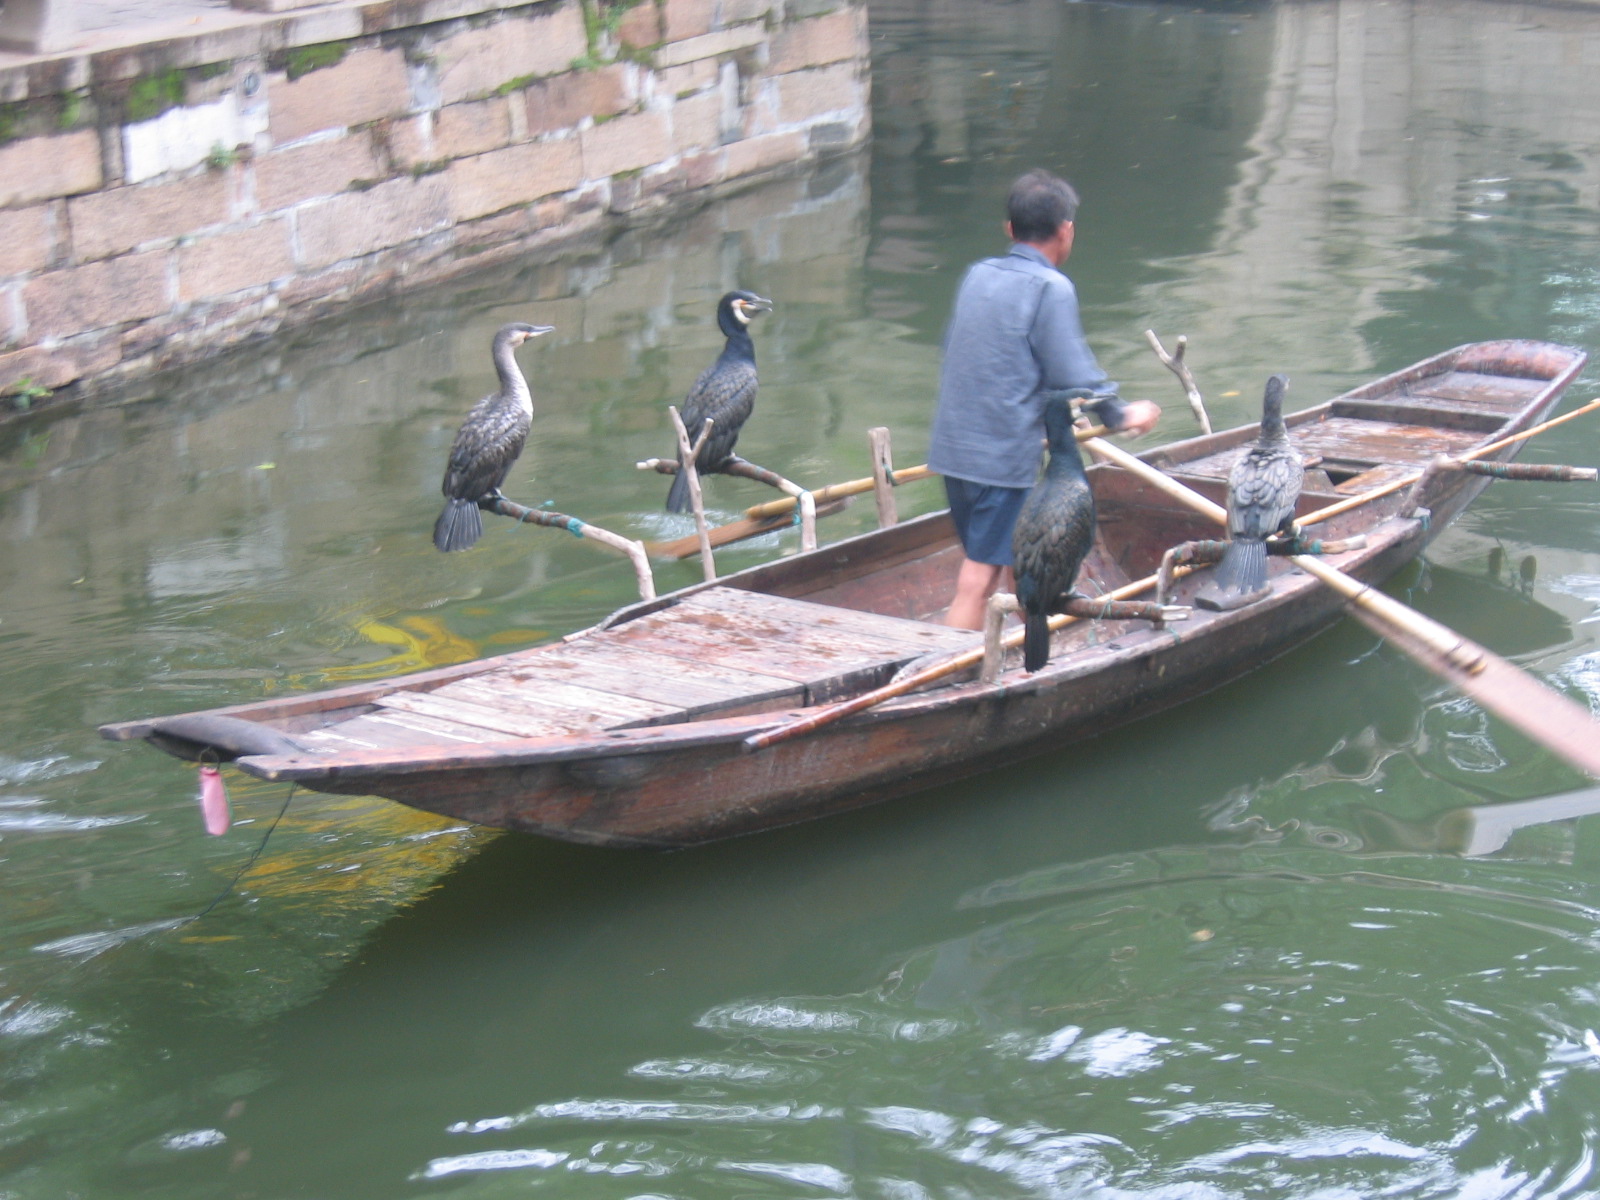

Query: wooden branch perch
1145 329 1212 435
486 497 656 602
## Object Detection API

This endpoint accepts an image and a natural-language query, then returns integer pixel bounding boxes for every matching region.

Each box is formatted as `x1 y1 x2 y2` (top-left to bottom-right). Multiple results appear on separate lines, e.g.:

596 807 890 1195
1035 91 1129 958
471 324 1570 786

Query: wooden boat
100 341 1587 847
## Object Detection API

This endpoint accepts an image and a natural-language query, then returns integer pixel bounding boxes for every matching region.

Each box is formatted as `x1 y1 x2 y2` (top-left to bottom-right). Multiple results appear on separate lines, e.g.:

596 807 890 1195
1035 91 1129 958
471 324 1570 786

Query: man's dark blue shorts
945 475 1030 567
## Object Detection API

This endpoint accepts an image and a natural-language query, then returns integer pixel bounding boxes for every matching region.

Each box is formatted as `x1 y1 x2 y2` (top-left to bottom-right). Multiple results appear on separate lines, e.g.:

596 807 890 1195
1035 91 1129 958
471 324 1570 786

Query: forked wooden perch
1145 330 1212 435
486 496 656 602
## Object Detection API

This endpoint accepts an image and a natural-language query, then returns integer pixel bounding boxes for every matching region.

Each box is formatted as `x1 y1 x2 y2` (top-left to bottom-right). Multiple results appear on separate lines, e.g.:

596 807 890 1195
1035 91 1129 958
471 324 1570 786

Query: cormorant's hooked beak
516 324 556 344
732 296 773 324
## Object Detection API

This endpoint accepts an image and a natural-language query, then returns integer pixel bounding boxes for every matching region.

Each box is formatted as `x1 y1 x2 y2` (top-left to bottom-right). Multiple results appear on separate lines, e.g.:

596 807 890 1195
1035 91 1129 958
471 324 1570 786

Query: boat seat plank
700 587 976 653
1400 371 1545 409
374 690 583 738
518 644 806 712
445 675 680 725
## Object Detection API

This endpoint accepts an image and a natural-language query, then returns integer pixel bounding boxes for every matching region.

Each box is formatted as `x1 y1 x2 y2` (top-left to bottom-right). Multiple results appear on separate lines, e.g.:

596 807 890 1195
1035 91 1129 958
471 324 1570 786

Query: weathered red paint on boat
99 341 1588 847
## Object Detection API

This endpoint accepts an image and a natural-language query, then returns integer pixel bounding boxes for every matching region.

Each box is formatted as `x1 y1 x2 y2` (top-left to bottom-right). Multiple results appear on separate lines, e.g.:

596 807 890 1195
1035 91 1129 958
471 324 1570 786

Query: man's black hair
1007 170 1079 243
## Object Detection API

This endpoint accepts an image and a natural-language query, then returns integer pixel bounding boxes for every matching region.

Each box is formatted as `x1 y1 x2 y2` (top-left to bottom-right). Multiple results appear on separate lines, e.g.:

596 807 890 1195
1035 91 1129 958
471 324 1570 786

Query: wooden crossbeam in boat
1400 370 1545 409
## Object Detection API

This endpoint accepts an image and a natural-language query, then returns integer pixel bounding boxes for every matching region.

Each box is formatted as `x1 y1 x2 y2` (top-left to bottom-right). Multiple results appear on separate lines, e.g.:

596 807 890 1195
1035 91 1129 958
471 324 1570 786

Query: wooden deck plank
375 690 581 739
446 675 679 724
695 587 976 653
1288 417 1480 466
355 710 505 744
511 644 805 711
670 595 939 662
602 615 903 688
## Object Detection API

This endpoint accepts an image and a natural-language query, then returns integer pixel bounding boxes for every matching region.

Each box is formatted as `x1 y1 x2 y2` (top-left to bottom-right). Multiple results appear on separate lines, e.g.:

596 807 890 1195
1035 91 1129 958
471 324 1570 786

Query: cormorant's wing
680 357 758 468
1227 443 1303 539
442 394 531 500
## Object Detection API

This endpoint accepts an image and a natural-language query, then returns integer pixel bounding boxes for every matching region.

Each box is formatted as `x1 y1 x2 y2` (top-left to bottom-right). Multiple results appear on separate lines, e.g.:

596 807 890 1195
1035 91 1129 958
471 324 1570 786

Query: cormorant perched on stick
1013 392 1098 673
665 291 773 513
1198 373 1302 610
433 322 554 552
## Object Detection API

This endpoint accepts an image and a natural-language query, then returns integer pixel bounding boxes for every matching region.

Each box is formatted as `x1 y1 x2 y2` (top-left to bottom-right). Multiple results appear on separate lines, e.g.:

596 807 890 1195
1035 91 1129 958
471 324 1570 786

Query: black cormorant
665 290 773 513
1013 392 1098 673
433 322 554 552
1200 374 1302 608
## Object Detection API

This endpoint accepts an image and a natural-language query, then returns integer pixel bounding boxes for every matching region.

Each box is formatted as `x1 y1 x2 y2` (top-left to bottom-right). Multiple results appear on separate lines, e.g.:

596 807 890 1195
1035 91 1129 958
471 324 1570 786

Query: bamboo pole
740 424 1111 522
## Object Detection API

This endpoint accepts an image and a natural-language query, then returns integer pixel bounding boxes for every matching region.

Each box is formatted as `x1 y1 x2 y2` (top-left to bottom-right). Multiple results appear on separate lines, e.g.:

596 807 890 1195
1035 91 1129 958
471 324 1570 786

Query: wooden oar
1084 436 1600 776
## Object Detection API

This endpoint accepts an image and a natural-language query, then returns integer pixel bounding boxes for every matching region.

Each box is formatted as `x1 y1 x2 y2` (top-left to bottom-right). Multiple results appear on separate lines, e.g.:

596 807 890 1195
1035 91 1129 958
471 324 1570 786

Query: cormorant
433 322 554 552
665 290 773 513
1013 392 1098 673
1200 373 1302 609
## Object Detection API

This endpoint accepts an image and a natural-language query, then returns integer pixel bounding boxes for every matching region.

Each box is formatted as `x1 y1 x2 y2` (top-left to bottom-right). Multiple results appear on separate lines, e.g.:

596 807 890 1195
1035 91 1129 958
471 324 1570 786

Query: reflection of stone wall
1134 0 1600 395
0 158 871 666
0 0 870 405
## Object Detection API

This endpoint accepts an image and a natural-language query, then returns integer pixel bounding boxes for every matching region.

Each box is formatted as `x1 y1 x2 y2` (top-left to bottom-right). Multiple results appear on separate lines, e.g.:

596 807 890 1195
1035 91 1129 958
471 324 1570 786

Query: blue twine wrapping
566 517 584 538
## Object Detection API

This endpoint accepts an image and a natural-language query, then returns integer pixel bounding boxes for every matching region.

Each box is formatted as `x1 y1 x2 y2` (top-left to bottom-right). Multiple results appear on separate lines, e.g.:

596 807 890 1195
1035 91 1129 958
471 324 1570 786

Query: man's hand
1111 399 1161 437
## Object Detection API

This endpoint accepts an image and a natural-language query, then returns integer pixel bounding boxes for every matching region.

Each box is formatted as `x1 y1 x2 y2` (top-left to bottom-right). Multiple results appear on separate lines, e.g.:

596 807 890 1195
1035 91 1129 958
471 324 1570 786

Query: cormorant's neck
721 324 756 362
1260 400 1287 441
492 338 533 410
1045 428 1088 477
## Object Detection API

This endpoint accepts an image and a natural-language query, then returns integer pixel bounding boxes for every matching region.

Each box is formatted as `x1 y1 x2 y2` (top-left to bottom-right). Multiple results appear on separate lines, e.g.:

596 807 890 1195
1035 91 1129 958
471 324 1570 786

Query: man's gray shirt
929 243 1121 489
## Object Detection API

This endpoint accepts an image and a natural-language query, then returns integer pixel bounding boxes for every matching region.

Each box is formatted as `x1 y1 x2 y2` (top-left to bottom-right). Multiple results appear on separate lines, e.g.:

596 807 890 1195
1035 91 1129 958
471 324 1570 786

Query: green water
7 0 1600 1194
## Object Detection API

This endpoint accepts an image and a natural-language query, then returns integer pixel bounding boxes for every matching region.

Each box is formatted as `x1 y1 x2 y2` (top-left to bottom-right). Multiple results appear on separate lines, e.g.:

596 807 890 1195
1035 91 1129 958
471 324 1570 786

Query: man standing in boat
931 169 1161 629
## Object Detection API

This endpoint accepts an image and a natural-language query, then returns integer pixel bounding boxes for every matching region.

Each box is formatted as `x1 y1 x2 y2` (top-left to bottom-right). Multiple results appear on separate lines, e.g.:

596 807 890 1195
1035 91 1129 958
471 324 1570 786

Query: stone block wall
0 0 870 403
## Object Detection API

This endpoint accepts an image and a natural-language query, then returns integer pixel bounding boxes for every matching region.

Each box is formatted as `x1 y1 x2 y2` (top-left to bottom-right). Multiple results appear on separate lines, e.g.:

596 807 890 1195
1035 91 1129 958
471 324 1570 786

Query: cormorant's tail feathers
1024 612 1051 673
665 465 691 514
434 498 483 552
1195 538 1272 610
1213 537 1267 596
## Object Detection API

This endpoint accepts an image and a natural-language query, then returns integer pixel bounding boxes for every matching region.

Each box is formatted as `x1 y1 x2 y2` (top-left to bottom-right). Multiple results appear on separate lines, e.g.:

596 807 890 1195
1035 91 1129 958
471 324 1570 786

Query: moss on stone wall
283 41 349 82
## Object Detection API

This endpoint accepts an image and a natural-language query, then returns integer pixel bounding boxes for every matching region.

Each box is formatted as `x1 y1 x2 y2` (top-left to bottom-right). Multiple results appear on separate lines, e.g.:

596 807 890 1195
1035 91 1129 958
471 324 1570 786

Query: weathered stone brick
722 129 805 179
255 132 385 211
523 66 632 137
268 49 412 145
662 0 714 40
616 2 661 47
448 138 584 221
179 220 296 300
655 24 766 68
68 171 231 262
0 131 102 207
434 96 517 161
385 113 434 169
434 5 589 105
672 91 721 154
767 7 865 75
0 204 54 276
776 62 862 124
0 336 120 393
720 0 777 24
296 174 451 268
658 58 719 98
24 251 171 338
580 110 670 179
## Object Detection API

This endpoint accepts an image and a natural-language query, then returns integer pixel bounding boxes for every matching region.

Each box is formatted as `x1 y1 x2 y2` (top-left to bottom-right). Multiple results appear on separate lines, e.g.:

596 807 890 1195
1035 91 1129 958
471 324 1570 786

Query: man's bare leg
945 558 1012 630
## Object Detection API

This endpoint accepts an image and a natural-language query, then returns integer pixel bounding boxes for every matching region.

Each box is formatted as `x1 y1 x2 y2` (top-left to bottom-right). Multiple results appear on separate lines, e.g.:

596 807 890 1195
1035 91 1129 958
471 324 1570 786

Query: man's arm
1031 278 1159 437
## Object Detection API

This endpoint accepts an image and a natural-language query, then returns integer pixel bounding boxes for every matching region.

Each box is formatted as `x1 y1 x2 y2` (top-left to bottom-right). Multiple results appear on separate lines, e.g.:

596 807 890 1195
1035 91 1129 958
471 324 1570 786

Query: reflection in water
7 0 1600 1195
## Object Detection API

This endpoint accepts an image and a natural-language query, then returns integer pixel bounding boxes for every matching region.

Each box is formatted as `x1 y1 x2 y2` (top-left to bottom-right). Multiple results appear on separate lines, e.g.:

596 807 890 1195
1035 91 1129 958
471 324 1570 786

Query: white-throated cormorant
1013 392 1098 672
433 322 554 552
1199 373 1302 609
665 291 773 513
